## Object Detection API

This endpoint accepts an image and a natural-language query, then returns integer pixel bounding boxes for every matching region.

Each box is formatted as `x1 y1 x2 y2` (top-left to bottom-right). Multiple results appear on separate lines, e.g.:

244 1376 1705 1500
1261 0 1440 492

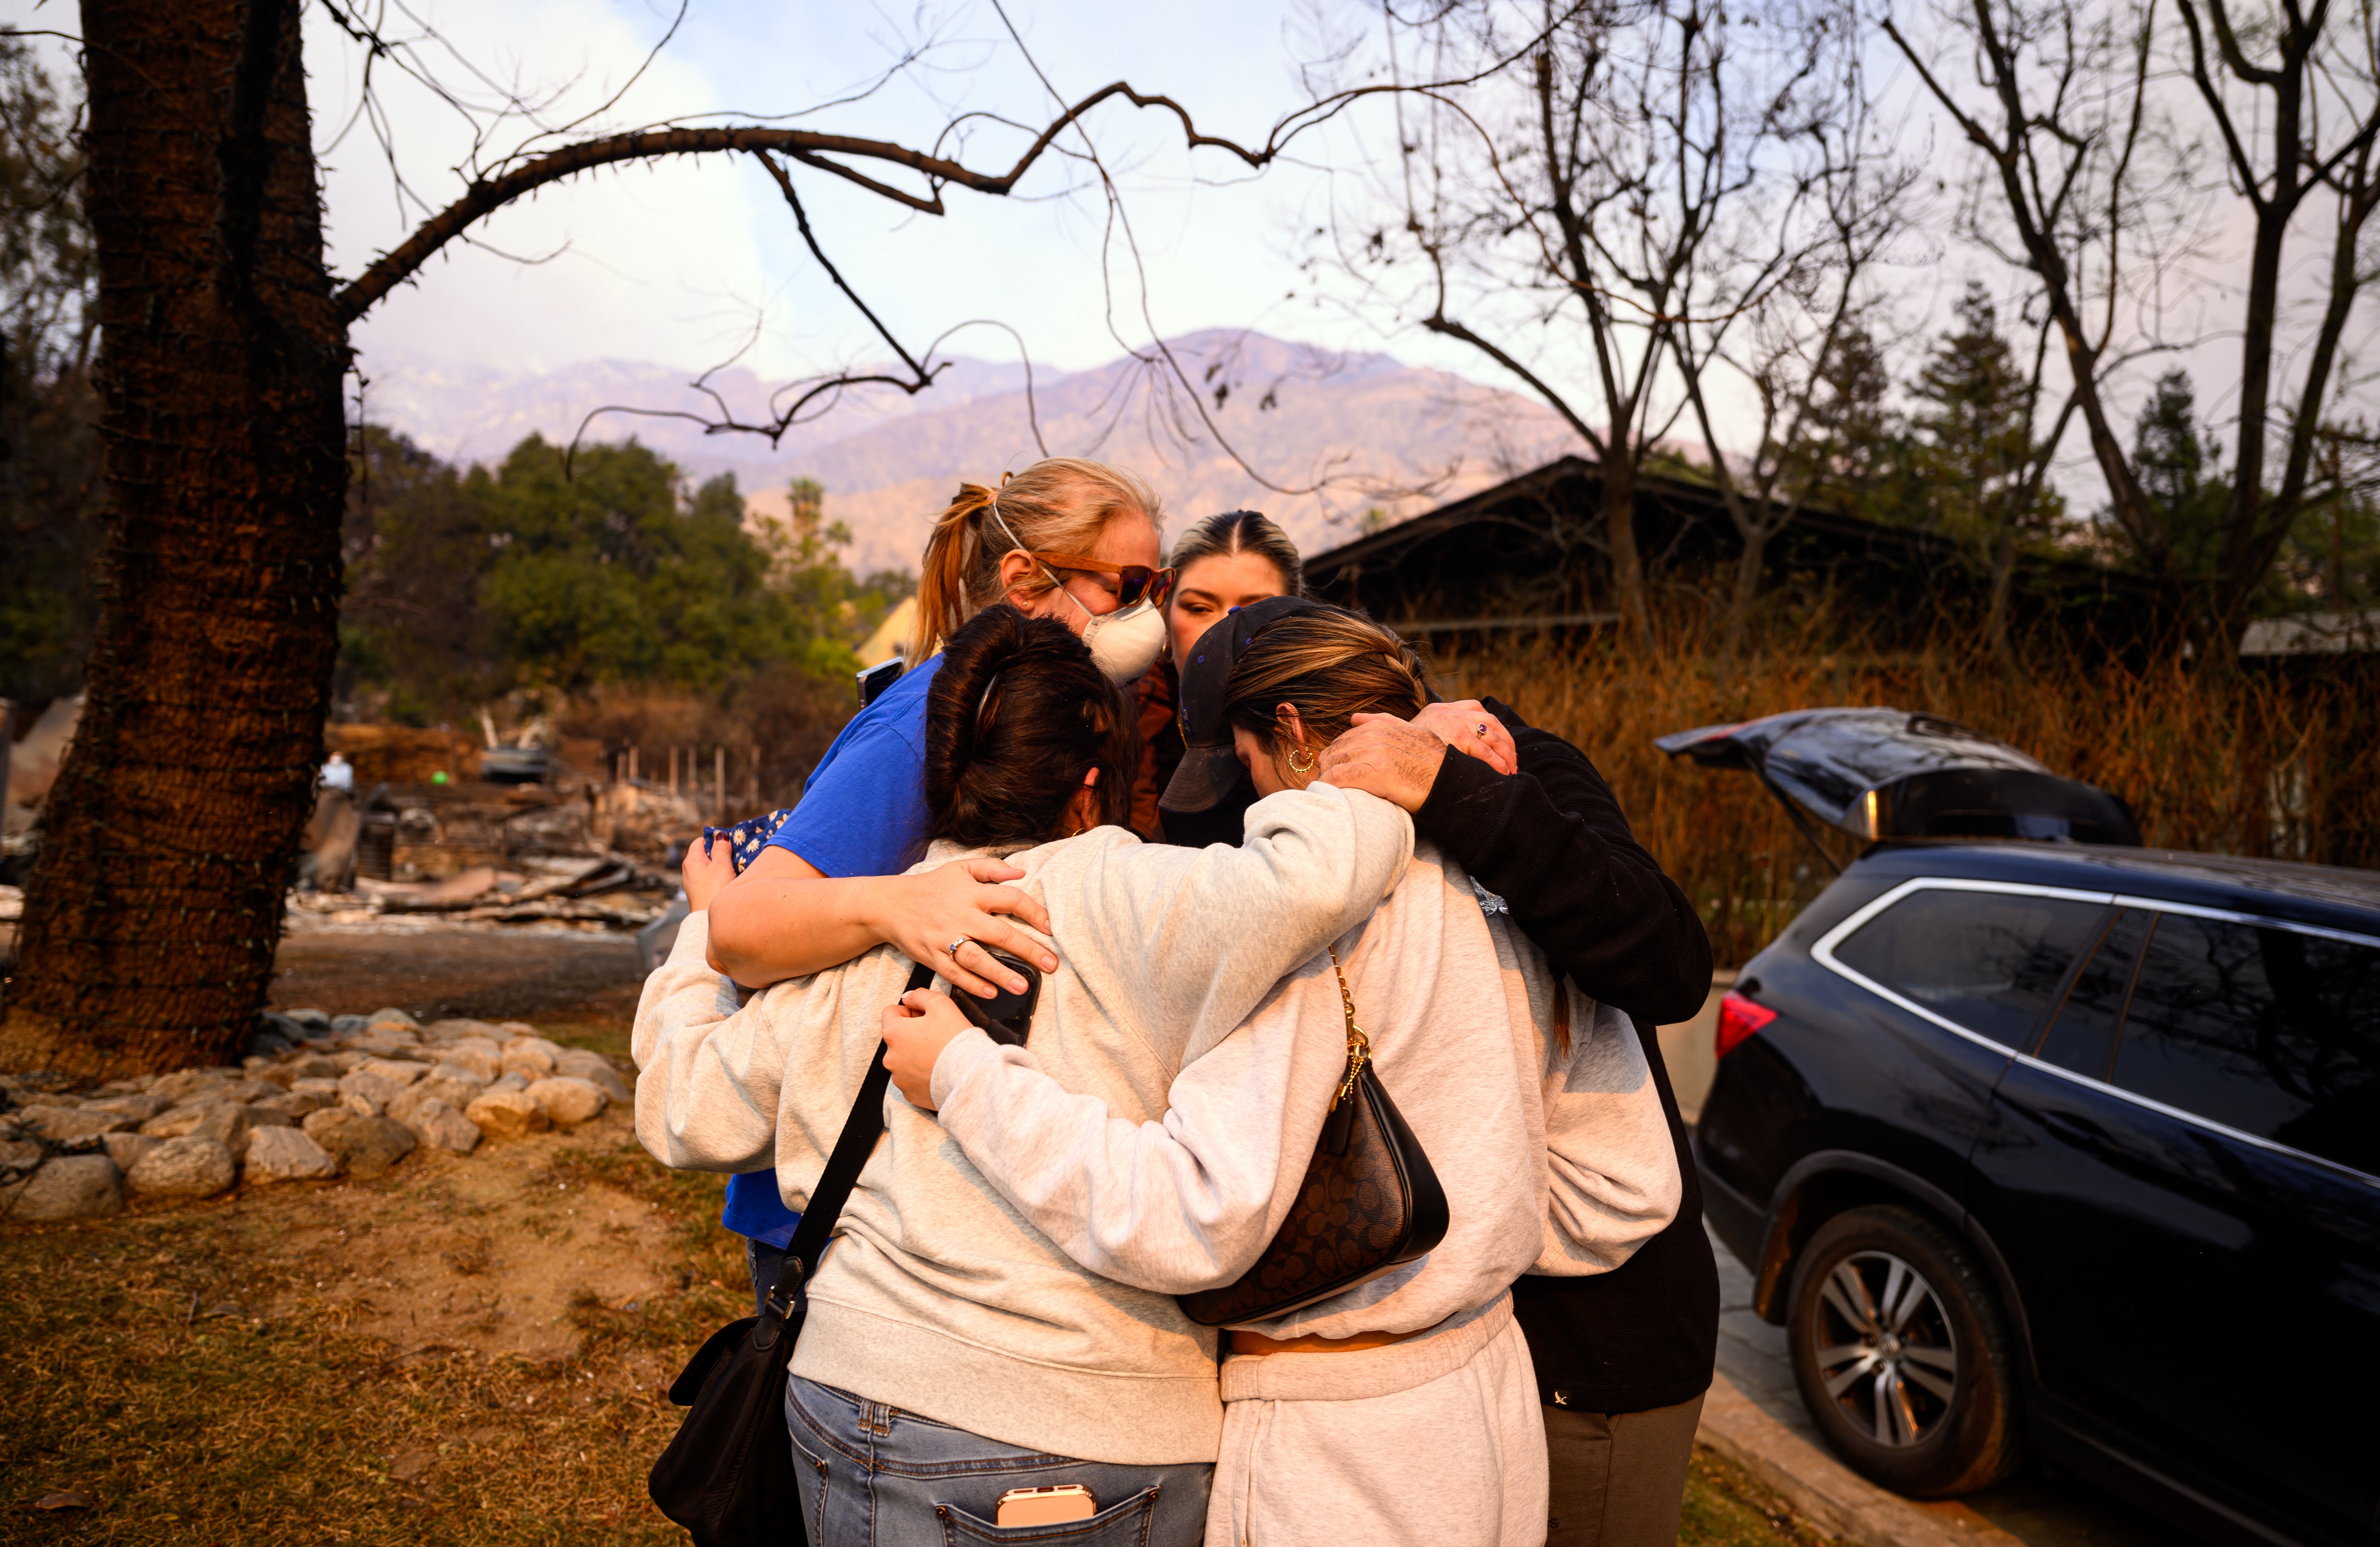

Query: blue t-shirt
720 656 943 1248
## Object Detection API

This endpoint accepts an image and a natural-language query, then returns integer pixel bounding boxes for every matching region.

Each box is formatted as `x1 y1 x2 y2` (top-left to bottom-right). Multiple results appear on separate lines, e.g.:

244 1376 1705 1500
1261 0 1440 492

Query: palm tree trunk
0 0 347 1078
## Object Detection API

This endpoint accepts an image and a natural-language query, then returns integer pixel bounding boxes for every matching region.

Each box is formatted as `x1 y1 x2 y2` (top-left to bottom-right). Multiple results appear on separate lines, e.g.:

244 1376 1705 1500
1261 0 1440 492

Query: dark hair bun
924 605 1138 848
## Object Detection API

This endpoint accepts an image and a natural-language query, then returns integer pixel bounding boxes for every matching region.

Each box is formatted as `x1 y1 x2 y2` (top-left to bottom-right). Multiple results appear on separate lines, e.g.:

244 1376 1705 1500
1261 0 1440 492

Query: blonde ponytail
910 483 999 664
904 458 1165 664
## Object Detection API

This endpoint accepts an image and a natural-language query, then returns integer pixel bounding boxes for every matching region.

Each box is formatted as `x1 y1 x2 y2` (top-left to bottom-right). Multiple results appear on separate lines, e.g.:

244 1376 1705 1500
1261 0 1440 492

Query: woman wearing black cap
879 601 1682 1547
1161 596 1719 1547
1128 508 1517 839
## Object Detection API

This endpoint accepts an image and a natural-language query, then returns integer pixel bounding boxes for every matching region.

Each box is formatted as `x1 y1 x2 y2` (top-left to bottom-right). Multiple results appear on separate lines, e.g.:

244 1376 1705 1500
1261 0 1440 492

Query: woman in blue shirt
703 456 1172 1288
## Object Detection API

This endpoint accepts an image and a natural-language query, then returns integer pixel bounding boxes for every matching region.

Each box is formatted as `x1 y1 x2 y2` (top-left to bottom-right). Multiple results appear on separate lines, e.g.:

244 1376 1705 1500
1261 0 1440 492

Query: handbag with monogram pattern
1177 943 1450 1327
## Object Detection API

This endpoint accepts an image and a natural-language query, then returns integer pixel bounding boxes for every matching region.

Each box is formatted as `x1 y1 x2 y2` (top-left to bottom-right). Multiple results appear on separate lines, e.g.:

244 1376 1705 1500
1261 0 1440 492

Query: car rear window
1832 888 2105 1048
2033 906 2154 1079
2110 915 2380 1177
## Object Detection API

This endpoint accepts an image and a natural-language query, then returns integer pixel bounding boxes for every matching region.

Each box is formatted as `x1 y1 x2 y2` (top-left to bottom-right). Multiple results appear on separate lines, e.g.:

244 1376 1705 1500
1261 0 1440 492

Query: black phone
856 657 904 708
954 949 1041 1047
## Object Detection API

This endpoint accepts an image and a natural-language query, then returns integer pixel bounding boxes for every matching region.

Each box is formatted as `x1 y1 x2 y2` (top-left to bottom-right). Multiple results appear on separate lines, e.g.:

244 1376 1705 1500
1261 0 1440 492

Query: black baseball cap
1159 595 1335 815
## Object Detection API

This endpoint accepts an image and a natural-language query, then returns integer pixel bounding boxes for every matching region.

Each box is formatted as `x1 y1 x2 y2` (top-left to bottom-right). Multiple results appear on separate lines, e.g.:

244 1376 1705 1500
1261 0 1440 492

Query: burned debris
291 727 703 936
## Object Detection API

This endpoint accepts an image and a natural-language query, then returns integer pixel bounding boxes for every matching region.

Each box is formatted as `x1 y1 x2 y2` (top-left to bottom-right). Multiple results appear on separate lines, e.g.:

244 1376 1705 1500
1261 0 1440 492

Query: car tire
1786 1204 2022 1497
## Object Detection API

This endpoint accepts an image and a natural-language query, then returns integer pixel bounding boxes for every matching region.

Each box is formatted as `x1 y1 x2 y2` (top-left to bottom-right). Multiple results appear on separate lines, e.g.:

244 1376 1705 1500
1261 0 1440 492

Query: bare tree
1339 0 1688 635
1315 0 1894 636
1659 0 1920 647
2175 0 2380 633
0 2 1334 1077
1885 0 2380 641
1884 0 2177 567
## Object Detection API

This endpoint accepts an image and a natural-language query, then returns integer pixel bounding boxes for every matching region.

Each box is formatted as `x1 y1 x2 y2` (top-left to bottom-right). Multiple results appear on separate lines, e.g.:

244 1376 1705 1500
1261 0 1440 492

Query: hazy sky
12 0 2351 487
298 0 2276 459
311 0 1394 382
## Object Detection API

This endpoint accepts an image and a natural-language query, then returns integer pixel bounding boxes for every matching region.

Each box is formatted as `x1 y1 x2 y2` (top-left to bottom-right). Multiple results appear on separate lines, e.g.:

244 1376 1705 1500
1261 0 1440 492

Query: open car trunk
1655 708 2140 868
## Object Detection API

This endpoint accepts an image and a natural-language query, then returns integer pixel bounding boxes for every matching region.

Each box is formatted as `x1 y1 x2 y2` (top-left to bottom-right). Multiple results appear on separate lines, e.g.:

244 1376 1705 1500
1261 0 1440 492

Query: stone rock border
0 1008 634 1221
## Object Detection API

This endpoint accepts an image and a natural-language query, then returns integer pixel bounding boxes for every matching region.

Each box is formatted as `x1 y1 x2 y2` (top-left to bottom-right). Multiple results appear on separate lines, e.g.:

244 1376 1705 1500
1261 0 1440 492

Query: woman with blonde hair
704 456 1174 1295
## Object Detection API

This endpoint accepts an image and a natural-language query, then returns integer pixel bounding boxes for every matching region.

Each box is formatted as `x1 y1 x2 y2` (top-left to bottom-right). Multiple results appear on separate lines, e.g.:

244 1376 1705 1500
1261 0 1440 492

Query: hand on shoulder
1315 712 1450 814
866 857 1059 996
1415 699 1518 775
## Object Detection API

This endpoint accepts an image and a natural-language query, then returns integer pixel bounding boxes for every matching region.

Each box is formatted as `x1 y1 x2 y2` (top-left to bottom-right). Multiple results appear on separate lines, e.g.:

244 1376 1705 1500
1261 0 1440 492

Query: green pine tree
1909 283 2063 652
2126 370 2231 580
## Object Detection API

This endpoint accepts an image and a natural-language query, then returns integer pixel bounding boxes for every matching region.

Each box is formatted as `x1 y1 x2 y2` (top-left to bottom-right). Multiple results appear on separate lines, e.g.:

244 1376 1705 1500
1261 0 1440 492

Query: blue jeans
785 1374 1212 1546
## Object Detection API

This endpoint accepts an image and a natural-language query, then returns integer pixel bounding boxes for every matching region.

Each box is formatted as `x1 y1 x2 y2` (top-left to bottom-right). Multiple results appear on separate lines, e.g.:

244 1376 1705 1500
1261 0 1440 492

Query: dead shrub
1444 613 2380 967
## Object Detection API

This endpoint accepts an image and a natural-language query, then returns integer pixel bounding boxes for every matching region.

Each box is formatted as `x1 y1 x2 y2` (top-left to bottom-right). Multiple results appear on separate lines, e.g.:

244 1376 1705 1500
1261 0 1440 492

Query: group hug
630 457 1719 1547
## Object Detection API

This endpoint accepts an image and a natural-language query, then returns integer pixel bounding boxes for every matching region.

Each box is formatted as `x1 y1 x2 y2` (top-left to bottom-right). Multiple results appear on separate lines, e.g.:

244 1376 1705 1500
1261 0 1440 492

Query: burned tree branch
332 78 1324 327
331 0 1621 331
750 150 936 387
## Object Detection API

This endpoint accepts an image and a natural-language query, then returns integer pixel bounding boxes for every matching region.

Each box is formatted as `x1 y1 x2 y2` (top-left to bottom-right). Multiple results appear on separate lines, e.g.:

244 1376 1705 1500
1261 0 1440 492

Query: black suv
1696 842 2380 1547
1660 710 2379 1547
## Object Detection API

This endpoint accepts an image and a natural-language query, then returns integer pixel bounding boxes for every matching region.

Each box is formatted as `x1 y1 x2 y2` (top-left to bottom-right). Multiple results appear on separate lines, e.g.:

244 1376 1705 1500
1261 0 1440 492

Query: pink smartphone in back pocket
995 1484 1095 1525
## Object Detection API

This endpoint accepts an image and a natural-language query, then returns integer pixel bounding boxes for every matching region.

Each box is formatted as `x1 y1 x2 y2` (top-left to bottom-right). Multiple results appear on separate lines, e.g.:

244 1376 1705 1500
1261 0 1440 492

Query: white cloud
317 0 780 374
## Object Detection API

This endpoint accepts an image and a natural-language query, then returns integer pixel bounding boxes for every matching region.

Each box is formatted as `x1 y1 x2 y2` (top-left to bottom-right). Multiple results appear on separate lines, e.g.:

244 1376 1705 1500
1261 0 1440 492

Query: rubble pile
287 853 677 935
0 1008 635 1222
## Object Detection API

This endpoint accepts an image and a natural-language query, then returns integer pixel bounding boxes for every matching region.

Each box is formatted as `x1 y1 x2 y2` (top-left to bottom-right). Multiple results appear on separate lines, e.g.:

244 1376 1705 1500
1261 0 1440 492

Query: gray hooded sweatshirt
632 784 1414 1465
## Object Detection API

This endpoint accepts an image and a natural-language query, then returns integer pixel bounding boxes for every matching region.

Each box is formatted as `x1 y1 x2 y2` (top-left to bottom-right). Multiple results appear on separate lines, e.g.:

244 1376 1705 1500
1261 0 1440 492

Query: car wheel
1786 1204 2022 1497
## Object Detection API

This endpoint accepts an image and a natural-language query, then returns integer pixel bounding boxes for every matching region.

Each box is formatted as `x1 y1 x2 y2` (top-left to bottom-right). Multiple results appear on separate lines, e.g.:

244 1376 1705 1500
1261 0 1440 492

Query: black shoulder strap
757 959 934 1331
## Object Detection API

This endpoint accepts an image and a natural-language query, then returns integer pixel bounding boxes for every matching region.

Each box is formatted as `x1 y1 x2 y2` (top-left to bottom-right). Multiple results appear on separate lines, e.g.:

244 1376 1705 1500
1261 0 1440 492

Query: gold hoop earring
1287 745 1317 775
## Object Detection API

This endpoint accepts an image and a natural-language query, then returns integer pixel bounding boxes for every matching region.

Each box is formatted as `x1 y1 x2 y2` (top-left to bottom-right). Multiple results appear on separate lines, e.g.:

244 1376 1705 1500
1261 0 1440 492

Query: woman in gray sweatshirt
881 608 1681 1547
634 606 1415 1546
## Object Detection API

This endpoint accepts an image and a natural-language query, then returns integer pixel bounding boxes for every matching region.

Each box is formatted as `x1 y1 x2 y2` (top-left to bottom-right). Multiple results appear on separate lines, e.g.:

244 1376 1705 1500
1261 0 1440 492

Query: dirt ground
0 920 650 1031
178 1108 683 1362
3 928 1840 1546
1 1112 751 1543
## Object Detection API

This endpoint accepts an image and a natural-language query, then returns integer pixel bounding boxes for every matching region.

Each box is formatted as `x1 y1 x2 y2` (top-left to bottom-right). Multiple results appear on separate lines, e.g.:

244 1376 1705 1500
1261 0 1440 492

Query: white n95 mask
985 500 1167 684
1069 591 1167 684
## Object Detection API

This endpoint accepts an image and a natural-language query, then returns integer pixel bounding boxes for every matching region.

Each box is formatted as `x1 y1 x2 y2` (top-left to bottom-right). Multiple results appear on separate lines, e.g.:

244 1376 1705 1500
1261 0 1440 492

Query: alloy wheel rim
1810 1249 1959 1448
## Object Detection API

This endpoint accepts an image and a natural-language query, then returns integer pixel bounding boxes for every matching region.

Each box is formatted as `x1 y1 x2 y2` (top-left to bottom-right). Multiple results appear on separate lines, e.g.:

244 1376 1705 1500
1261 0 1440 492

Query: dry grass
1683 1445 1845 1547
0 1116 749 1545
1447 619 2380 965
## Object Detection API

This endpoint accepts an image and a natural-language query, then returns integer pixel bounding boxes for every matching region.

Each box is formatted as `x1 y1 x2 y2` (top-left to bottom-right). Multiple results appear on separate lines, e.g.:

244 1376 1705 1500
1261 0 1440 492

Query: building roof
1301 452 2170 639
2238 609 2380 656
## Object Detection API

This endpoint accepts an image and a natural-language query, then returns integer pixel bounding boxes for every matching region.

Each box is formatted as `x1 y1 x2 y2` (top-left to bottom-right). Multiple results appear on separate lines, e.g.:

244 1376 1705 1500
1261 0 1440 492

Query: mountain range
359 331 1584 575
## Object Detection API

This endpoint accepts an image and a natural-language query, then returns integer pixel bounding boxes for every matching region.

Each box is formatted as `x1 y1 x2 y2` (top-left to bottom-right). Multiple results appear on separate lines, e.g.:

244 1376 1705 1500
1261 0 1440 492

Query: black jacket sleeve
1412 698 1712 1024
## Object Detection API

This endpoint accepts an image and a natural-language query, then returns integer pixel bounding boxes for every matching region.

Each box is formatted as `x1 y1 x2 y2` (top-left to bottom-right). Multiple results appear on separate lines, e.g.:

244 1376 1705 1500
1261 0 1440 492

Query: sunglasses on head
1031 551 1178 609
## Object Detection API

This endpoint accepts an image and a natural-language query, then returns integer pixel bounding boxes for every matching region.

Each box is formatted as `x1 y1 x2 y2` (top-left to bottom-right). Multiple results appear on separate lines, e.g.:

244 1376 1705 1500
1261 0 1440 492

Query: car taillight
1715 991 1778 1058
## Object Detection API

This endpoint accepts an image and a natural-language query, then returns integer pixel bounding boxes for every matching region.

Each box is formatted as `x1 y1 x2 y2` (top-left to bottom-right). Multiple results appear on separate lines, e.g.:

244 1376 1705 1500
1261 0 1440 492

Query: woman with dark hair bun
700 457 1167 1291
635 603 1416 1547
921 605 1138 848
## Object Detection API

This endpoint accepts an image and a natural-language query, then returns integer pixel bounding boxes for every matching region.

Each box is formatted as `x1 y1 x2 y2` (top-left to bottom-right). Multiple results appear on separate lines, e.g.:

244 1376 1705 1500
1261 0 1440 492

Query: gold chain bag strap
1177 944 1451 1327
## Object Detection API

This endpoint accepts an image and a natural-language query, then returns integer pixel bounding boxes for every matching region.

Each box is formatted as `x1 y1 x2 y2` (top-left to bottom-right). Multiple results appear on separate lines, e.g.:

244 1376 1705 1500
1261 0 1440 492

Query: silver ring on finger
947 937 972 960
1476 722 1490 738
